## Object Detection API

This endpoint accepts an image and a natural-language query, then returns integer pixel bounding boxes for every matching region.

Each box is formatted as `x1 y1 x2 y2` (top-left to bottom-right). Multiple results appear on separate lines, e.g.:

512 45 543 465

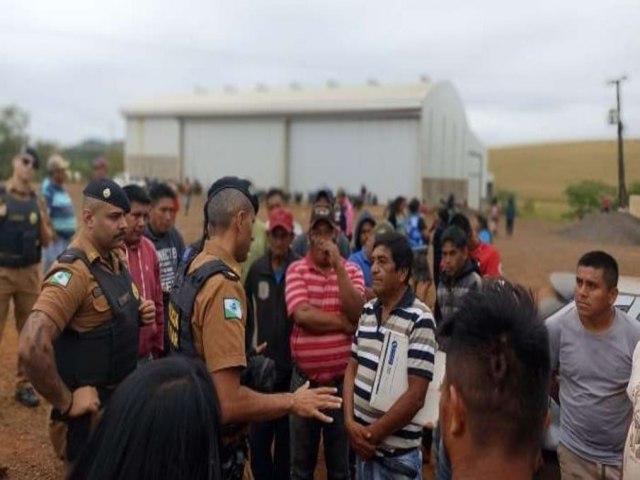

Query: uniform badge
258 281 270 301
29 211 38 225
49 270 72 288
223 297 243 320
103 188 111 199
131 283 140 300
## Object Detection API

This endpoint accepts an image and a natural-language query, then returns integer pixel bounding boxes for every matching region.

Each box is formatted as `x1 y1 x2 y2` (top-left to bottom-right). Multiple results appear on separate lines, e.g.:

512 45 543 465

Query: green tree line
1 105 123 181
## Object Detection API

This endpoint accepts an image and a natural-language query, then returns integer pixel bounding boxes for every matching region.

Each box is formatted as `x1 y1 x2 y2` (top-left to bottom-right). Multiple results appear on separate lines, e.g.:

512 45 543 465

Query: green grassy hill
489 139 640 219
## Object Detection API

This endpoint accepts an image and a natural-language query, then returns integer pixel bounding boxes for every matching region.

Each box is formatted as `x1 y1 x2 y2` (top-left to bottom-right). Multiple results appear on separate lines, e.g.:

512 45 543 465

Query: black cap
20 146 40 170
83 178 131 213
309 204 336 230
207 176 259 215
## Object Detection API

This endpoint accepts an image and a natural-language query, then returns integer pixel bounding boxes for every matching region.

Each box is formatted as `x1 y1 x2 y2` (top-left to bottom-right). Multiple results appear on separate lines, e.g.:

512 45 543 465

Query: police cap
82 178 131 213
207 176 259 215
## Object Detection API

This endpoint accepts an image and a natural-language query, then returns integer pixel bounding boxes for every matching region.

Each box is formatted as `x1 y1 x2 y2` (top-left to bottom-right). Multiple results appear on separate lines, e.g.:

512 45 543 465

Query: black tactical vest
0 185 42 267
53 248 141 394
168 257 239 356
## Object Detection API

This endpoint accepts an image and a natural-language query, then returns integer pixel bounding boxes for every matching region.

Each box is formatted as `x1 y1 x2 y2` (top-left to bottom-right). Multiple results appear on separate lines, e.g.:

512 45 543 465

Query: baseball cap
19 146 40 170
207 176 259 215
83 178 131 213
373 220 394 236
309 204 336 230
268 208 294 234
47 154 70 173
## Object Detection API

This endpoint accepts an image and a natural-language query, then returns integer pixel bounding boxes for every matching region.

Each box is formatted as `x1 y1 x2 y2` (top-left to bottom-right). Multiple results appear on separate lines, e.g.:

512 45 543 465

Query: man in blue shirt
41 155 77 272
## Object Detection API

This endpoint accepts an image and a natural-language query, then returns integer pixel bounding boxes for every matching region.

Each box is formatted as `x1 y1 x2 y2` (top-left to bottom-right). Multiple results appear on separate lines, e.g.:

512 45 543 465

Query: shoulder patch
49 270 73 288
223 297 243 320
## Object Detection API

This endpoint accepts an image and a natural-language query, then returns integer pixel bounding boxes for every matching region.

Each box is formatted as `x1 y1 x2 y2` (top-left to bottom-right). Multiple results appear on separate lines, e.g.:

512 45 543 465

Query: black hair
449 213 472 238
475 213 489 231
314 189 334 205
149 183 177 203
577 250 619 289
392 196 406 214
266 188 286 202
70 357 222 480
408 198 421 214
438 208 449 224
439 281 550 457
123 184 151 205
373 232 414 283
441 226 468 250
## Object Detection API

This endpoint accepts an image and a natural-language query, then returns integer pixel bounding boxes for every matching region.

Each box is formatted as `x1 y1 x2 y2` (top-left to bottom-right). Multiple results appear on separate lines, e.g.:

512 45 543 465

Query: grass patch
490 139 640 203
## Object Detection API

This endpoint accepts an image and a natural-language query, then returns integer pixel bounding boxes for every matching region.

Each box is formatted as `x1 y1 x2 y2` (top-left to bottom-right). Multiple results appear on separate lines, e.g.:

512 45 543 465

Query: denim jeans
436 434 452 480
357 449 422 480
250 382 290 480
289 368 349 480
43 237 71 273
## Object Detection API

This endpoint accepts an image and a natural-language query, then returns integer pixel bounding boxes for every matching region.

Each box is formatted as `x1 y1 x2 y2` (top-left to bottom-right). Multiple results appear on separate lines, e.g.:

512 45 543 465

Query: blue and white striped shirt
351 287 437 453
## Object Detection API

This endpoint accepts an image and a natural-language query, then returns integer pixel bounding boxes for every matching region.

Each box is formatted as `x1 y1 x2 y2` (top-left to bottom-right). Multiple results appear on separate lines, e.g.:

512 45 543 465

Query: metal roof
122 82 433 118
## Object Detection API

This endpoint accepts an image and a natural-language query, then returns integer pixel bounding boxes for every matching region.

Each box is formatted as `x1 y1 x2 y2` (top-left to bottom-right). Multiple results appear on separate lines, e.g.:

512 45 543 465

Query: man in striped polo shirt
344 232 437 480
286 204 365 480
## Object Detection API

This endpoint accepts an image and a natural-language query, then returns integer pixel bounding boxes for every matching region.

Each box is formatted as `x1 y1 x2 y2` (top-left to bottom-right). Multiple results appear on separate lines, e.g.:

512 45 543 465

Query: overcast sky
1 0 638 147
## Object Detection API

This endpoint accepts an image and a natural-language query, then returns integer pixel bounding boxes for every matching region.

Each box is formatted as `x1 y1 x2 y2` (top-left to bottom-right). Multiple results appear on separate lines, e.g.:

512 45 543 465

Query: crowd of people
0 145 639 480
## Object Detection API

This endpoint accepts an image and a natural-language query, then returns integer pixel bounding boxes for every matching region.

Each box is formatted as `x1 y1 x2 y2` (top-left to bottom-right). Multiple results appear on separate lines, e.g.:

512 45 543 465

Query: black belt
378 446 418 458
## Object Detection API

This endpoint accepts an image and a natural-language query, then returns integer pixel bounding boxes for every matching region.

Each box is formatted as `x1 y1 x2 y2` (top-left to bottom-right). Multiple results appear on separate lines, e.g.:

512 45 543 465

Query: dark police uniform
167 177 261 480
30 179 140 462
0 174 52 395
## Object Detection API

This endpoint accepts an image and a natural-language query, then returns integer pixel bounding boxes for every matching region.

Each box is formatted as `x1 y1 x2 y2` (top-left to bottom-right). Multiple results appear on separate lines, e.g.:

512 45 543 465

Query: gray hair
206 189 253 231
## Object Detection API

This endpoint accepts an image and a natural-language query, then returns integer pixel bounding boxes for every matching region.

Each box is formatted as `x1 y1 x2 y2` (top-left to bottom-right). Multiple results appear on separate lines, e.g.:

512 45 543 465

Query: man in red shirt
286 204 365 480
449 213 502 278
123 185 164 361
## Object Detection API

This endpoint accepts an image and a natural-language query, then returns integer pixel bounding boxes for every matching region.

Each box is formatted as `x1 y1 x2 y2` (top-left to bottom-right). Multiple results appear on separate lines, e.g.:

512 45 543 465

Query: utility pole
608 76 628 208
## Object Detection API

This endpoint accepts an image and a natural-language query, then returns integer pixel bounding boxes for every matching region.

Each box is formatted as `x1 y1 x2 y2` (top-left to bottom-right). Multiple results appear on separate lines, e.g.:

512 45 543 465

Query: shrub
565 181 617 219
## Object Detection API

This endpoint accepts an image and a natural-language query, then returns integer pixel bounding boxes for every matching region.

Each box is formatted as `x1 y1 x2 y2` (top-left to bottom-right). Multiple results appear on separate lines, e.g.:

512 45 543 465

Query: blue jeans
43 237 71 273
289 368 349 480
436 434 452 480
357 449 422 480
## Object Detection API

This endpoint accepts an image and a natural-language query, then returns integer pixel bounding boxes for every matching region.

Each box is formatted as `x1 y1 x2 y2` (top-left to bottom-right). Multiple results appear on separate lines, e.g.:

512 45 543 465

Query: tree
565 180 617 219
0 106 29 178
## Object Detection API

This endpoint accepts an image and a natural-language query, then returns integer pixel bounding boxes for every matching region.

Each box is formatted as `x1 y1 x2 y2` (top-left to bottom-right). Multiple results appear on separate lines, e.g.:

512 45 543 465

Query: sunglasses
21 157 35 168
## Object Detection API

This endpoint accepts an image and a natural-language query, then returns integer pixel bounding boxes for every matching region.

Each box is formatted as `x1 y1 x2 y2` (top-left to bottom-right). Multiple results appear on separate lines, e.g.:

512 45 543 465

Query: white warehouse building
122 81 491 208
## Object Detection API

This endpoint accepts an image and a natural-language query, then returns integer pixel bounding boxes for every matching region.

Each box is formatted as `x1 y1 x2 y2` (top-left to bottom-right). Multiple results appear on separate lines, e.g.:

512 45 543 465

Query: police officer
0 146 53 407
168 177 343 479
18 178 156 463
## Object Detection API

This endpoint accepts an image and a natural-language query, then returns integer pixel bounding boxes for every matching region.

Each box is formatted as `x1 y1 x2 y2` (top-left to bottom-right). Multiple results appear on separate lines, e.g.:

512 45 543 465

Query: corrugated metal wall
124 118 180 179
289 118 419 202
183 119 286 190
